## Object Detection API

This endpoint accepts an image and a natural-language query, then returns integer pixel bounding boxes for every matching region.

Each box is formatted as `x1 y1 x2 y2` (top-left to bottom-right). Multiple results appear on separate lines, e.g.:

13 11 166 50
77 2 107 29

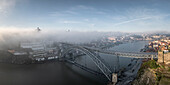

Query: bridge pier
107 73 117 85
115 55 120 72
151 55 154 60
112 73 117 85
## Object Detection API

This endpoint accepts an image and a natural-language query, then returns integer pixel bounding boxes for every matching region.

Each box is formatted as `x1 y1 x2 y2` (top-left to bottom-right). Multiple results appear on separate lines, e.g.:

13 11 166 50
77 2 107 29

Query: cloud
91 24 95 27
49 10 78 17
126 7 157 18
115 14 170 26
48 4 170 32
112 7 170 27
0 0 17 15
113 16 156 26
71 5 95 10
0 26 108 49
49 5 106 17
84 19 89 21
95 11 107 15
60 20 82 24
0 26 34 32
65 10 78 15
0 26 38 50
72 5 107 15
49 5 94 17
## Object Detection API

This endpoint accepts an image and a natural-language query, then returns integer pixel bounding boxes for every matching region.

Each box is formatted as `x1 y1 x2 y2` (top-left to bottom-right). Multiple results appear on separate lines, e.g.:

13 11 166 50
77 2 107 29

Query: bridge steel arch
61 46 114 81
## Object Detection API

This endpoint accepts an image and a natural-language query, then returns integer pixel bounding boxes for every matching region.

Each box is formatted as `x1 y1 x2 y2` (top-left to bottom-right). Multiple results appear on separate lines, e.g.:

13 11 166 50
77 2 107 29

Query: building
152 35 161 39
8 50 27 56
20 41 58 61
20 42 46 57
158 51 170 65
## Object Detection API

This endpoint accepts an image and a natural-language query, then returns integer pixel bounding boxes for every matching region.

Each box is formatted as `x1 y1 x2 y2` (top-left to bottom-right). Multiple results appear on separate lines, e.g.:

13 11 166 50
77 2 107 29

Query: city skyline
0 0 170 32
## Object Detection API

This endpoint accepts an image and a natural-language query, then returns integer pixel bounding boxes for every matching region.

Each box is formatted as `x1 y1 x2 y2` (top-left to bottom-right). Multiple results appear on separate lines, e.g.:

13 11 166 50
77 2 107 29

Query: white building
20 42 46 57
20 41 56 58
20 42 45 50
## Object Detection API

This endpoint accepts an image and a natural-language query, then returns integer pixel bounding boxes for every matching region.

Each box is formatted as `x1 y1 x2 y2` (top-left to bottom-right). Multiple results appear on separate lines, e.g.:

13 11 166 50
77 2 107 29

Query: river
0 41 149 85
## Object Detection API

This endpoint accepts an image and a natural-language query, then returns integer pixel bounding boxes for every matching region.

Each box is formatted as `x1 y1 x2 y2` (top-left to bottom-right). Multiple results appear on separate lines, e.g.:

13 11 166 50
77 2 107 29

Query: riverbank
0 50 60 65
132 60 170 85
116 59 142 85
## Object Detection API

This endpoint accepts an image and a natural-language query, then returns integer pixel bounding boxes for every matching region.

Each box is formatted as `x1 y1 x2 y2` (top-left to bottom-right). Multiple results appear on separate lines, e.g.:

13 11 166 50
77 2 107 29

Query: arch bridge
60 43 157 84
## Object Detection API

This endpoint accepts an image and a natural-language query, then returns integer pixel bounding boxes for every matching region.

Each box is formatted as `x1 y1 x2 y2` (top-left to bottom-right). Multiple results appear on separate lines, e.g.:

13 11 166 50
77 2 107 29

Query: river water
0 41 148 85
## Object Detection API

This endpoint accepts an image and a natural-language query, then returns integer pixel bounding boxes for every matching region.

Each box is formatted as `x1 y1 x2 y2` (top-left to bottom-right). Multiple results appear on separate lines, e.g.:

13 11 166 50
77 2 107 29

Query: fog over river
0 41 148 85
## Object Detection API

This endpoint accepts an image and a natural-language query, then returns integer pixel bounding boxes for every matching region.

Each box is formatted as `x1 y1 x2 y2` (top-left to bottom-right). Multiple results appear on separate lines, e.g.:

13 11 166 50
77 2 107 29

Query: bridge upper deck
83 46 157 58
60 43 157 58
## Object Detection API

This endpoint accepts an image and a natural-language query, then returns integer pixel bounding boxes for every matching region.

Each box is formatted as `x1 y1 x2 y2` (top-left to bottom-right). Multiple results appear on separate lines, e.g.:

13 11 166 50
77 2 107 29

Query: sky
0 0 170 32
